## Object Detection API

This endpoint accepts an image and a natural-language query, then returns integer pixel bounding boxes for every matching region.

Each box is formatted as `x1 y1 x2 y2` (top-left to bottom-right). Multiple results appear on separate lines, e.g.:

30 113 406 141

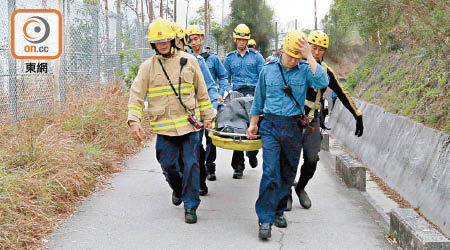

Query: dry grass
0 84 151 250
367 169 449 240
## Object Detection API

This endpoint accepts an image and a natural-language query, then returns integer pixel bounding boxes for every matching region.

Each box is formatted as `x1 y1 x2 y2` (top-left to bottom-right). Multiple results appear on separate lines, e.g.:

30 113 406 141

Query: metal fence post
8 0 17 122
93 6 100 85
116 15 123 75
59 0 66 104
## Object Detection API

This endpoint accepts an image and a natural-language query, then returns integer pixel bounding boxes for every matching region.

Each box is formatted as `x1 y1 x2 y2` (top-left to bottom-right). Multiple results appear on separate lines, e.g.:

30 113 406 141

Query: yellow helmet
186 25 204 36
233 24 251 40
282 30 307 59
248 39 256 46
148 18 176 44
307 30 329 48
172 22 188 47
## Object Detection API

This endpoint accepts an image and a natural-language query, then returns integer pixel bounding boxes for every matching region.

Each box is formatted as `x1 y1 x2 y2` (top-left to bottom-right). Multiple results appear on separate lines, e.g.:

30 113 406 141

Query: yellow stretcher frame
208 129 262 151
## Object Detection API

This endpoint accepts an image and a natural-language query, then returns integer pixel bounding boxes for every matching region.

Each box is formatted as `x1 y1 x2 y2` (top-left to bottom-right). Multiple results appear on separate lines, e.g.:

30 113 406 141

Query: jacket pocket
181 70 194 84
147 97 167 121
181 90 196 110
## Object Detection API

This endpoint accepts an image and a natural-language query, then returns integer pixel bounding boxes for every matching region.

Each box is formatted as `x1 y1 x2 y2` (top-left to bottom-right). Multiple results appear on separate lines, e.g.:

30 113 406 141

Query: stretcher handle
207 129 261 139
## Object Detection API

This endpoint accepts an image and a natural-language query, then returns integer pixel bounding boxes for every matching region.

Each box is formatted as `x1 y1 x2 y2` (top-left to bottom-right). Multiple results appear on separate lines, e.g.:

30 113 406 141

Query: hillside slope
345 47 449 133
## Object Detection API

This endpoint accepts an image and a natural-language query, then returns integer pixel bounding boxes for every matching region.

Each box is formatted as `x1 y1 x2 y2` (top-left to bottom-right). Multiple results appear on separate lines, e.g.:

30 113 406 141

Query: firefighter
173 22 219 195
247 30 329 240
247 39 257 49
223 23 265 179
127 19 215 224
284 30 364 211
186 24 231 181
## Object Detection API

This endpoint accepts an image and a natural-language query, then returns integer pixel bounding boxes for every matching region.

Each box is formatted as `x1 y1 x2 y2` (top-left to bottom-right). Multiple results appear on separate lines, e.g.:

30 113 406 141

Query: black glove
355 116 363 137
320 119 331 130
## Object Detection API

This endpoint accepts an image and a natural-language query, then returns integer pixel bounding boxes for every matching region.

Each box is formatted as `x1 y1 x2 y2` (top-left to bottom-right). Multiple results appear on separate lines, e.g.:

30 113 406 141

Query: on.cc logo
11 9 62 60
23 16 50 44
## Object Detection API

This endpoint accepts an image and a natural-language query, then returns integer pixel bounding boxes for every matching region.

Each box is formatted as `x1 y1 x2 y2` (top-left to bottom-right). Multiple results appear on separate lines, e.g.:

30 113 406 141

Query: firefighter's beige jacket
127 49 215 136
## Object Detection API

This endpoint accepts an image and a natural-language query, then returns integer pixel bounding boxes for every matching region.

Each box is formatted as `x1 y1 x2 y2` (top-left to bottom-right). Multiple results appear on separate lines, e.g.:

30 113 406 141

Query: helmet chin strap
155 46 175 57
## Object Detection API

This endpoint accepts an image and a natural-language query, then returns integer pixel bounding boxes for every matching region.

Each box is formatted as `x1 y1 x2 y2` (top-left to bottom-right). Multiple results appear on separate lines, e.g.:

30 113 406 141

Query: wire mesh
0 0 153 122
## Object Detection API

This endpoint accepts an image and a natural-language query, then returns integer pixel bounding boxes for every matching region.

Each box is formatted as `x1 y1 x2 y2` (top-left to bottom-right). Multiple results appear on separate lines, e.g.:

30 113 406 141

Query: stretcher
207 129 262 151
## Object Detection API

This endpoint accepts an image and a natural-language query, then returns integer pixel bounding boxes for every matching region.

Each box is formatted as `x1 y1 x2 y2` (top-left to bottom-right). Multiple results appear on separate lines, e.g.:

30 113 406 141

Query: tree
145 0 154 22
225 0 275 56
189 5 212 27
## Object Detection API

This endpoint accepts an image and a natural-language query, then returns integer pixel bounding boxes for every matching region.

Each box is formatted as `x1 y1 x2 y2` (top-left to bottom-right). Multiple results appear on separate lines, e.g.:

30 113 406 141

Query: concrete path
45 140 394 250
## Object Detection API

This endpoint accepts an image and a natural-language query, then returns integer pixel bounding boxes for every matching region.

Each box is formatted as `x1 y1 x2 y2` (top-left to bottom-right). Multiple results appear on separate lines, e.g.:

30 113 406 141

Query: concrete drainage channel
321 133 450 250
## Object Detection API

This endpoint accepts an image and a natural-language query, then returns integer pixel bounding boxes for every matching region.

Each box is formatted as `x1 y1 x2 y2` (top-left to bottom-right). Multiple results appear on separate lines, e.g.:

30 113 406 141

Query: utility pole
275 21 278 50
185 0 190 27
174 0 177 22
221 0 224 26
314 0 317 30
204 0 208 35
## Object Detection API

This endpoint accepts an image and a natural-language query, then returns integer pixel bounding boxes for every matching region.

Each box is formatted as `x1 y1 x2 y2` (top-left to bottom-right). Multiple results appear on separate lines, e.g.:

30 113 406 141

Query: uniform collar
236 48 249 57
277 54 301 71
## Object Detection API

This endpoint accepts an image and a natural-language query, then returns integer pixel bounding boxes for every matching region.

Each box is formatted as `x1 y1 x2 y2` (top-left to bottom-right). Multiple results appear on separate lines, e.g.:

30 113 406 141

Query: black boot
200 181 208 196
233 162 245 179
206 173 216 181
185 209 197 224
295 188 312 209
172 192 181 206
274 215 287 228
285 195 293 212
258 223 271 240
249 156 258 168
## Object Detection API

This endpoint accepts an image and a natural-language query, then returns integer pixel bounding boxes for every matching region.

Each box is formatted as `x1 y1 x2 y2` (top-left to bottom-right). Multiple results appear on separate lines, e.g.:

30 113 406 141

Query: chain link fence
0 0 153 123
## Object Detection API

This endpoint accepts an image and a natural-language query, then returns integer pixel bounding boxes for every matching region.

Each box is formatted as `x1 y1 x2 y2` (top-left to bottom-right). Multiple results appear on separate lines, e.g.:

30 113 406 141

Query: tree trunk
149 0 153 22
166 0 168 19
136 0 139 20
141 0 144 23
174 0 177 22
117 0 121 14
160 0 163 18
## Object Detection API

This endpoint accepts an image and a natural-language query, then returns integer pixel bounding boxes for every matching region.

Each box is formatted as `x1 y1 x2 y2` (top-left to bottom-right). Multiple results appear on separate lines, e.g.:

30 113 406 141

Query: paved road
45 139 394 250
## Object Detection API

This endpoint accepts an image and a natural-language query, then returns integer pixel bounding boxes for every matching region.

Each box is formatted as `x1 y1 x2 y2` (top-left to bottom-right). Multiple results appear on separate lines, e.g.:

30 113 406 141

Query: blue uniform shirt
223 48 265 90
250 56 329 116
200 50 231 96
190 52 219 110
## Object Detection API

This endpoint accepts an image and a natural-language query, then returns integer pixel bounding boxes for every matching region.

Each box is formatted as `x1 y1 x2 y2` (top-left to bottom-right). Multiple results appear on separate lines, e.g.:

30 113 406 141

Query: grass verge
345 47 449 133
0 85 150 250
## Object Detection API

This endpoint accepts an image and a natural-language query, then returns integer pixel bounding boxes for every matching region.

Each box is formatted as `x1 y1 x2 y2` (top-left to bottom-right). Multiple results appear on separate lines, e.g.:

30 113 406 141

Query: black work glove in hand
320 119 331 130
355 116 363 137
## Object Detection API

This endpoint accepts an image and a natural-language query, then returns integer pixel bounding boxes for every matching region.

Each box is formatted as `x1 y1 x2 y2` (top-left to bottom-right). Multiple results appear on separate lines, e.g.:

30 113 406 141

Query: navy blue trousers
255 114 303 223
156 131 201 209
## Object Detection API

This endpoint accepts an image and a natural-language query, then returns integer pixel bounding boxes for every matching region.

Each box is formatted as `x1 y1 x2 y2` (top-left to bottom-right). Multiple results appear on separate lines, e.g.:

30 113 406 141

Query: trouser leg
205 130 216 174
156 135 183 196
246 150 259 159
276 133 302 216
255 119 281 224
199 129 207 186
180 131 202 209
231 150 245 171
295 118 321 191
